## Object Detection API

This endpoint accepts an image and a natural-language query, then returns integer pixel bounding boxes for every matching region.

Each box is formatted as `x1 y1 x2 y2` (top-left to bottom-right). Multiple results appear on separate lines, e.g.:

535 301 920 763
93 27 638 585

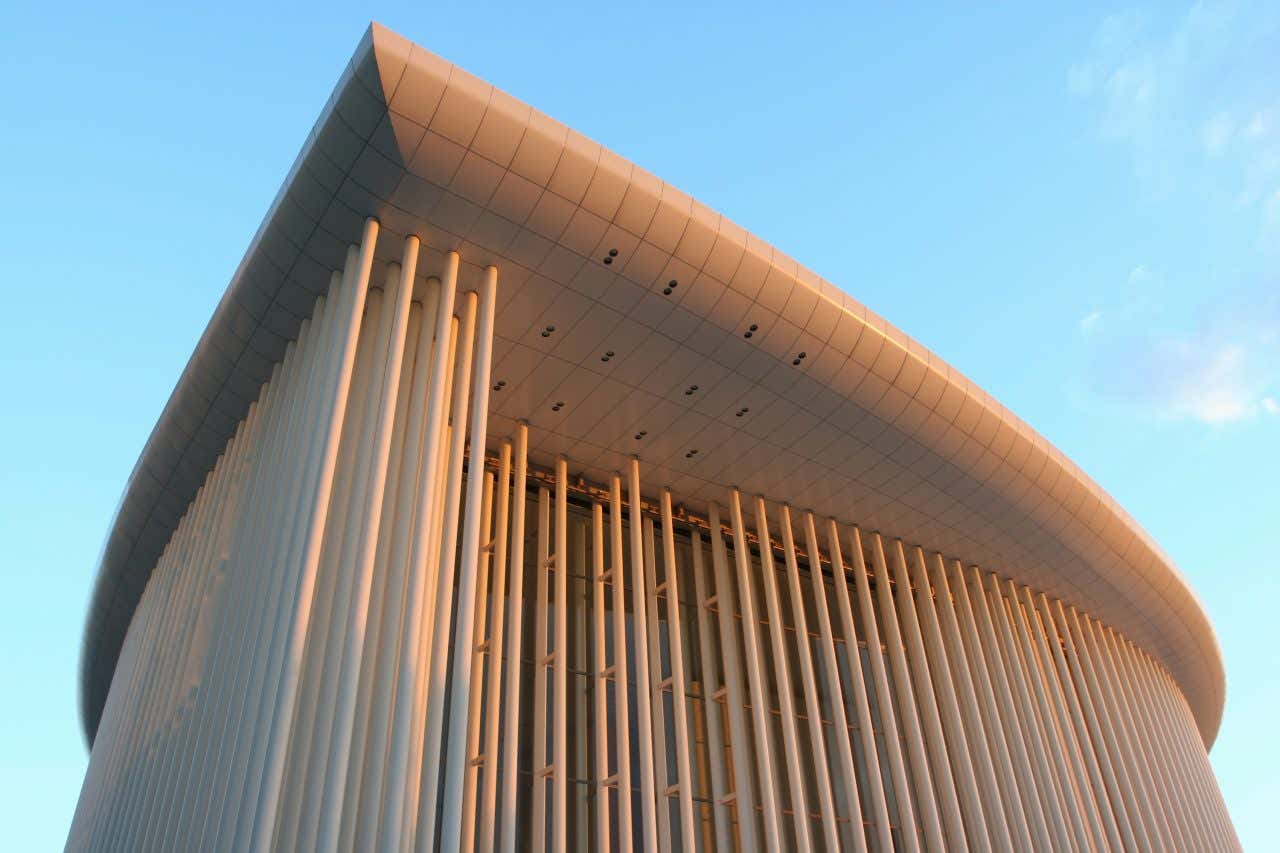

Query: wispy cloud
1079 268 1280 425
1070 3 1280 425
1068 0 1280 246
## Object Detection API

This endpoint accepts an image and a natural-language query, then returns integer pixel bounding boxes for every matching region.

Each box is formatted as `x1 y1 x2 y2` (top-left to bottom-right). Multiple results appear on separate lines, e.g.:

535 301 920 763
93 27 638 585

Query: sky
1 0 1277 848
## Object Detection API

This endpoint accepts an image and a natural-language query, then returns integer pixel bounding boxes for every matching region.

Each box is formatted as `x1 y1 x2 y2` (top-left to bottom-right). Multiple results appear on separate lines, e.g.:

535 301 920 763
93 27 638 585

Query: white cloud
1082 268 1280 425
1069 1 1280 231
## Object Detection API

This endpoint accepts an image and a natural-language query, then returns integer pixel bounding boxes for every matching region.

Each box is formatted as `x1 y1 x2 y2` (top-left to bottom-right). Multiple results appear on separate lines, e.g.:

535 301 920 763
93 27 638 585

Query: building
67 22 1238 852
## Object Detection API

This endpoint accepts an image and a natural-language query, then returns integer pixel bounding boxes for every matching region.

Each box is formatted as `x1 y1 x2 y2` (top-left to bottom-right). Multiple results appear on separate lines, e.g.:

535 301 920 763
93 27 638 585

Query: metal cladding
69 22 1237 853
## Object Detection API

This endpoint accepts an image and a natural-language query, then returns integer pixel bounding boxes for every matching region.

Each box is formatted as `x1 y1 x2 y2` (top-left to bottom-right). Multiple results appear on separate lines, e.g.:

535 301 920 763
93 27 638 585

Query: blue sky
1 1 1276 848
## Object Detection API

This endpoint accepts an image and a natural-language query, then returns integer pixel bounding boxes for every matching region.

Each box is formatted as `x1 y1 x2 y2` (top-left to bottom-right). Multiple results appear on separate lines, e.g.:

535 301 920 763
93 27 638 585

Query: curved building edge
77 21 1225 748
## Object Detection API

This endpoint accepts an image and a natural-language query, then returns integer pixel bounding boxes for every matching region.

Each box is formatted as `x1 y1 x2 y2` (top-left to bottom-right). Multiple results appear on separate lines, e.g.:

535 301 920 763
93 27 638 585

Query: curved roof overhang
79 22 1225 748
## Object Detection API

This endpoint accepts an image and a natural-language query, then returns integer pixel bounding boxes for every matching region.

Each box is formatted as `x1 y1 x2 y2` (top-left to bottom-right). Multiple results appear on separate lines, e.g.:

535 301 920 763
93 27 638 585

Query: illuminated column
726 490 781 849
706 502 758 850
870 533 945 851
498 423 530 852
751 497 812 851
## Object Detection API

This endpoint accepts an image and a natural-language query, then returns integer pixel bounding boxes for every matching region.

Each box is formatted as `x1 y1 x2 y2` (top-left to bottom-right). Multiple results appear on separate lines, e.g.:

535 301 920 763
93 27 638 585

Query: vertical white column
551 458 569 852
869 533 944 851
438 265 500 853
347 284 438 850
899 545 987 849
1032 592 1125 852
924 555 1016 851
608 475 635 852
984 577 1076 850
458 471 496 851
498 424 529 852
706 502 758 851
380 249 460 850
640 517 672 850
821 522 889 850
1045 597 1136 851
1078 612 1169 849
938 559 1031 850
1126 640 1216 851
1002 580 1095 852
779 506 840 851
627 459 660 852
689 527 732 851
314 236 417 852
1062 604 1154 851
531 487 551 852
213 270 344 853
243 217 378 853
658 491 698 849
281 283 385 853
726 490 781 849
414 287 479 850
591 501 612 851
1101 624 1188 850
961 566 1054 851
751 497 812 851
477 441 513 852
1139 653 1222 850
844 526 919 852
1021 586 1115 852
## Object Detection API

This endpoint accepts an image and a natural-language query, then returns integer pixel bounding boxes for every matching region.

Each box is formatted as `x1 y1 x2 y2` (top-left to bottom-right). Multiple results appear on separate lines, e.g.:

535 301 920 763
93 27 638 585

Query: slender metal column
1018 584 1111 850
531 487 552 851
380 249 460 850
477 442 514 852
608 475 635 852
726 490 781 849
498 424 530 852
1034 591 1126 850
912 551 1007 850
706 502 758 850
640 516 673 850
1141 654 1225 850
659 491 699 848
750 497 813 851
779 506 840 851
942 559 1031 850
244 220 378 852
818 522 886 850
1127 641 1217 850
459 472 496 851
437 266 500 853
1103 624 1191 851
312 239 417 852
960 566 1054 851
347 288 438 850
181 326 309 851
415 289 480 850
592 500 612 851
1062 604 1154 851
627 459 660 852
689 527 732 851
1045 597 1136 851
1080 612 1170 850
901 546 987 849
281 285 386 852
551 458 569 851
1004 581 1095 852
869 533 944 852
845 526 919 851
986 578 1077 849
209 273 343 853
